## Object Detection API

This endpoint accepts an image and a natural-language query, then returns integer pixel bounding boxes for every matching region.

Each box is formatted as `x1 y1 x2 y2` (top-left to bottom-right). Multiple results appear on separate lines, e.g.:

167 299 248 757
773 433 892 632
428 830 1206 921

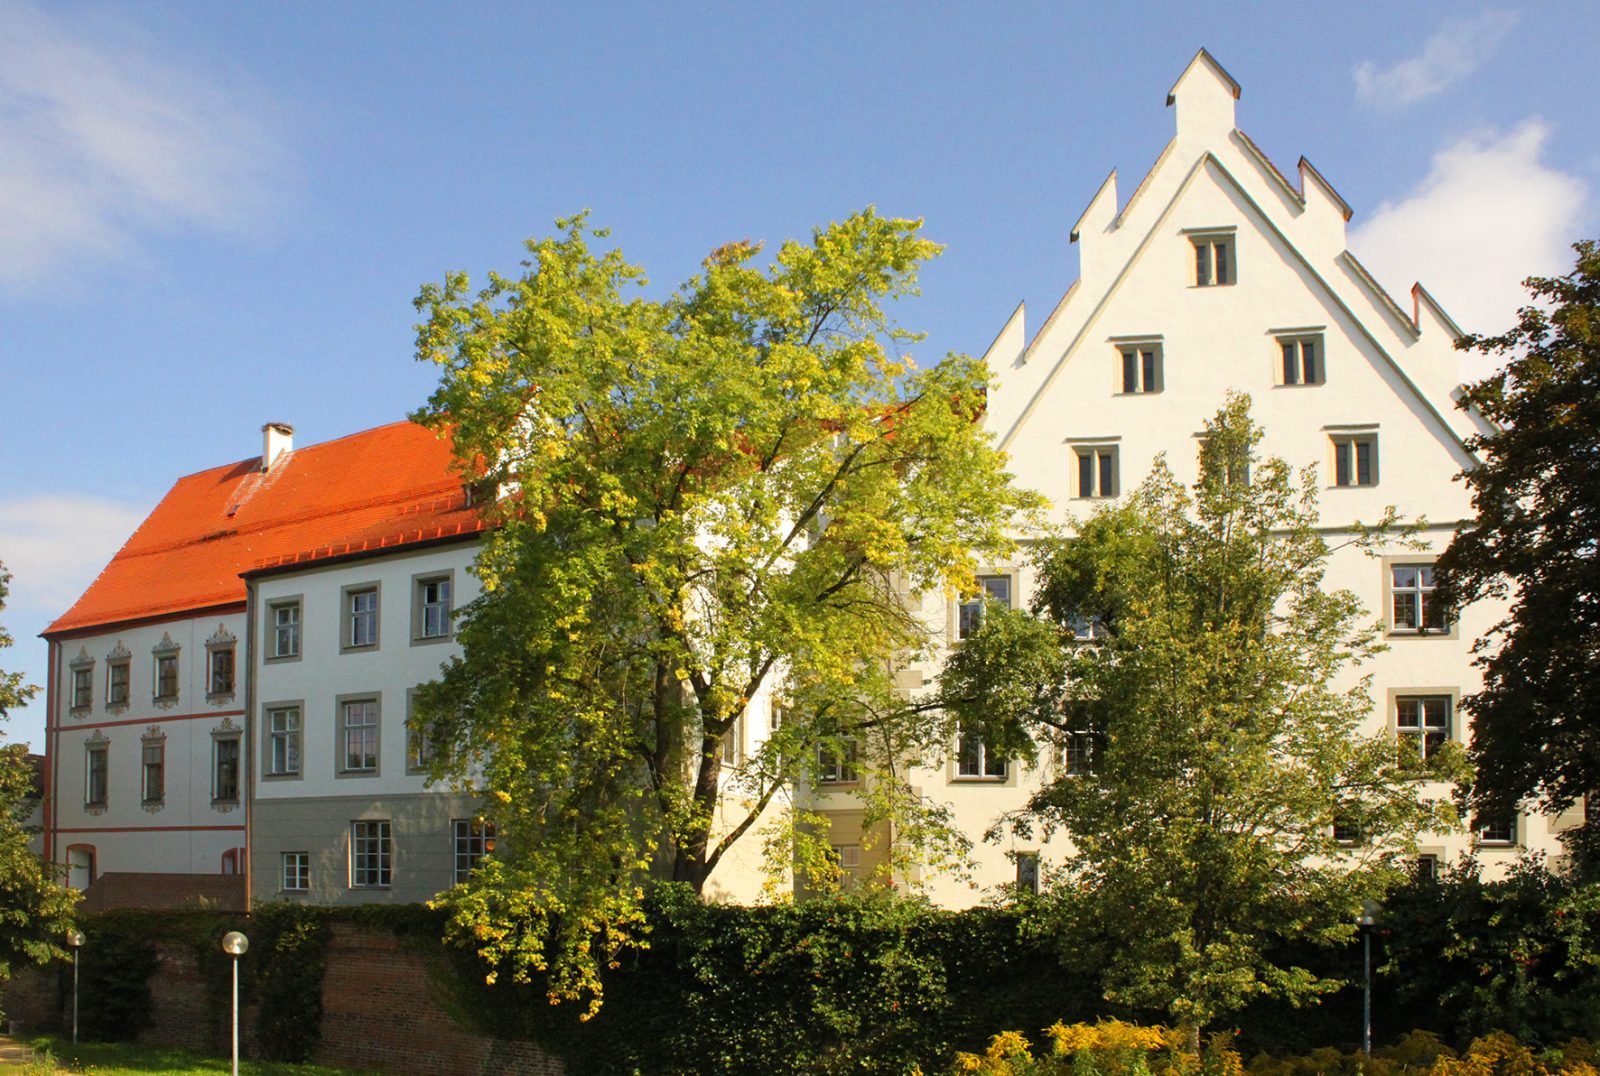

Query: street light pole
1357 901 1379 1057
221 931 249 1076
65 929 85 1046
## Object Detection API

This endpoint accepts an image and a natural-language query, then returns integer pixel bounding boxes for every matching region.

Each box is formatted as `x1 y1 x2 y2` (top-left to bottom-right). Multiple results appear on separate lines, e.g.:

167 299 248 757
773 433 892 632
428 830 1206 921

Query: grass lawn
20 1035 375 1075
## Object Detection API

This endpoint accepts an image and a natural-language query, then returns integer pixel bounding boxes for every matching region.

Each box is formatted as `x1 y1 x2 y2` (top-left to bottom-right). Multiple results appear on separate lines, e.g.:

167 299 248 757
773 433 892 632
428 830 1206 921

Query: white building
806 50 1572 906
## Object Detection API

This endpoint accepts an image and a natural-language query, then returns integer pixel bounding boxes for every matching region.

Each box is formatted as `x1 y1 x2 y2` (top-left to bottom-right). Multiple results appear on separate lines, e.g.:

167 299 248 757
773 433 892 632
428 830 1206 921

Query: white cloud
0 0 290 289
1354 11 1518 107
1350 119 1588 378
0 494 151 613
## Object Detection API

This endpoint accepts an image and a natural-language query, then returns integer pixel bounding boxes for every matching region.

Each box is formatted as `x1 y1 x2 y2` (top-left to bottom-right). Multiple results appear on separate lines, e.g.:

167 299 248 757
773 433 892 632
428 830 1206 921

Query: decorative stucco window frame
140 725 167 812
68 647 95 715
105 642 132 714
205 624 237 704
151 631 181 709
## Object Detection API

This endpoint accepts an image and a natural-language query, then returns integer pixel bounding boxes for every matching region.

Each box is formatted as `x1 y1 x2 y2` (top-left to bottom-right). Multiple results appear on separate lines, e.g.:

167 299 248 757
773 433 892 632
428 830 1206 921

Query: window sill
952 775 1008 783
410 633 454 647
262 771 302 781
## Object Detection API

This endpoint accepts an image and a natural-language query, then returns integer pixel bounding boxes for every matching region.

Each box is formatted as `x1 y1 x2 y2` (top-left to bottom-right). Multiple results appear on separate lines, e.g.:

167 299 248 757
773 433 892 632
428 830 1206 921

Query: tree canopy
0 562 78 991
1436 240 1600 862
941 396 1462 1040
410 209 1037 1004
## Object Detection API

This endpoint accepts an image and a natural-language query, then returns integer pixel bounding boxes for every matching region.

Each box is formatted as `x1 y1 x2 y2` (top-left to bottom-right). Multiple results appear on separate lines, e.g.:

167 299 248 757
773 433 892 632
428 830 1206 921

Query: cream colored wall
49 611 248 882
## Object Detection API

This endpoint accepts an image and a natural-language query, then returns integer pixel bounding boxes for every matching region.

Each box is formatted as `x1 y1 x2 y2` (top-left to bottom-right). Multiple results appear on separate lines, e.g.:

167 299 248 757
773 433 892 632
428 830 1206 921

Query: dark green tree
941 396 1462 1045
0 562 79 996
1435 240 1600 866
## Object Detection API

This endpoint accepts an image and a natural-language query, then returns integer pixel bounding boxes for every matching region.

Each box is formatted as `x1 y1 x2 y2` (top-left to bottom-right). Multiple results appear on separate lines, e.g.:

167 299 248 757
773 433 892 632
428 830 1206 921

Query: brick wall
2 964 62 1034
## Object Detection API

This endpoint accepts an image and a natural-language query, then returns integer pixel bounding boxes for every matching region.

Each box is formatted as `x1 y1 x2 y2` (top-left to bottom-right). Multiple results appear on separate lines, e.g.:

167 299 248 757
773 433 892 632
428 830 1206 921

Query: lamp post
1356 901 1380 1057
65 929 85 1045
221 931 249 1076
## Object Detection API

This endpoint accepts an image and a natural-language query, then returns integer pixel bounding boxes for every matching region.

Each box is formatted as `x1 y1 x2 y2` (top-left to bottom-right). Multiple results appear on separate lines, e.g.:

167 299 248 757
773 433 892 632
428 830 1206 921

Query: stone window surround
262 699 305 781
340 581 382 654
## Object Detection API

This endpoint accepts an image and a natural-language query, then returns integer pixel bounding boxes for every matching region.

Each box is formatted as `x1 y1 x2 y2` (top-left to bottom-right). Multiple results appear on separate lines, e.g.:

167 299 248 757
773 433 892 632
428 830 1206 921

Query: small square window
1477 815 1517 846
1192 235 1234 286
1330 434 1377 487
816 741 858 784
1390 564 1447 633
1074 446 1118 499
1118 345 1163 394
351 820 393 887
956 730 1007 780
830 843 861 885
959 575 1012 639
1415 854 1440 882
452 819 495 883
1279 336 1324 386
1396 695 1451 759
1333 819 1363 846
282 851 310 892
1068 615 1109 643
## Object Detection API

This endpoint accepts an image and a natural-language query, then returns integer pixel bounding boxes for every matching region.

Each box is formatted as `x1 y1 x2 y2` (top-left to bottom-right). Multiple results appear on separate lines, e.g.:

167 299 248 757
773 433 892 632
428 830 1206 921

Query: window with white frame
1118 344 1163 394
107 658 130 706
1068 615 1109 643
282 851 310 892
344 585 379 650
270 600 301 659
350 820 392 887
141 736 164 804
341 698 379 773
1333 818 1362 845
1396 696 1451 759
1192 234 1234 286
208 646 235 696
1330 434 1377 487
720 715 743 765
1278 335 1324 386
85 742 108 806
266 705 301 776
959 575 1012 640
956 729 1007 780
1477 814 1517 847
1390 564 1447 633
452 819 495 883
830 843 861 885
1415 854 1440 882
1074 445 1118 499
1065 730 1102 775
213 736 240 802
816 740 858 784
415 575 453 641
1015 851 1041 895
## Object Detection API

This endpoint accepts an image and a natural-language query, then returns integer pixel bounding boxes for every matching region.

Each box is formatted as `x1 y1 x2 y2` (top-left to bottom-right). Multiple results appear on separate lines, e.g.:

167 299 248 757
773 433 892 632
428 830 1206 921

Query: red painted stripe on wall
52 825 246 834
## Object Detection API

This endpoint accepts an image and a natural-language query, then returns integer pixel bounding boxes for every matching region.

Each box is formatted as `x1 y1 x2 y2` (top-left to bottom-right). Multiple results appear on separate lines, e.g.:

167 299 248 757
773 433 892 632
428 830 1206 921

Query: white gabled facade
852 50 1573 907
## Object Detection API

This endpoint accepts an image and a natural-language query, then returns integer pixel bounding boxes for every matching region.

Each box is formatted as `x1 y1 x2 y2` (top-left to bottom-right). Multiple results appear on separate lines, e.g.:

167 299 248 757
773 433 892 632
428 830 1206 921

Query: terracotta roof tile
46 421 486 636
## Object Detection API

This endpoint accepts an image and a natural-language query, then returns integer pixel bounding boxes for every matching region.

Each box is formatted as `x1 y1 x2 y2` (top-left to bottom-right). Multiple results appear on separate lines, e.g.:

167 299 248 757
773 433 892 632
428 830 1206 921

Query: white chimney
261 423 294 471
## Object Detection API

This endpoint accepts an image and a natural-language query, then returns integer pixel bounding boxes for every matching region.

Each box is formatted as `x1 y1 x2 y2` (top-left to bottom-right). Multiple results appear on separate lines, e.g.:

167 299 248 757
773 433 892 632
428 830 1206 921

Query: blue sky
2 2 1596 749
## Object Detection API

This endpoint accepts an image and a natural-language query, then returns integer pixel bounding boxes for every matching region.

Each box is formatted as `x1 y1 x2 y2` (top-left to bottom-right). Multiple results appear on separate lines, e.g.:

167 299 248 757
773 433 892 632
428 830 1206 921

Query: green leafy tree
411 209 1037 1005
0 562 79 993
1434 241 1600 864
941 396 1462 1045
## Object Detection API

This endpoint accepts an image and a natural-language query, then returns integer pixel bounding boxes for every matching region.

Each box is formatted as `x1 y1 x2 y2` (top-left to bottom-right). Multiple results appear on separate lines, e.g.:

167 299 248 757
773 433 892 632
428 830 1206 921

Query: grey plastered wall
252 789 485 906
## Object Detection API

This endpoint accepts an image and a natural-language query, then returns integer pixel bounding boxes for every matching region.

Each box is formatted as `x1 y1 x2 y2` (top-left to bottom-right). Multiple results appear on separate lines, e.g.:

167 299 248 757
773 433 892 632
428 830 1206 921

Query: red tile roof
46 421 486 636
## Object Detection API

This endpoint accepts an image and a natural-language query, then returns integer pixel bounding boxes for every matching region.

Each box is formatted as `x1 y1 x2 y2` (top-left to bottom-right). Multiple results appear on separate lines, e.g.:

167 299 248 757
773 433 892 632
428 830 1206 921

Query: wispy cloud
1354 11 1518 107
1350 119 1588 379
0 494 150 613
0 0 291 289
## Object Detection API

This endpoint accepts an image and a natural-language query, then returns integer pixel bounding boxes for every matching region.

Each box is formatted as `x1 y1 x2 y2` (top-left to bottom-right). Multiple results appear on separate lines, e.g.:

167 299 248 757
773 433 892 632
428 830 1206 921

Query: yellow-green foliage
947 1025 1600 1076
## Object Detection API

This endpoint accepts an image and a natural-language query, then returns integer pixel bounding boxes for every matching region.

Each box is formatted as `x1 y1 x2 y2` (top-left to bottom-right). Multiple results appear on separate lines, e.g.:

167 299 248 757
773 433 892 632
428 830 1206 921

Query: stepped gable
45 420 485 636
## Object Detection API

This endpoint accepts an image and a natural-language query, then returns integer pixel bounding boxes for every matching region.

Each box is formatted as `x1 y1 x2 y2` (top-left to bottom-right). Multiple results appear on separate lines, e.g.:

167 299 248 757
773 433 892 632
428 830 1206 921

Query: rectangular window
342 699 379 773
1065 730 1102 775
452 819 495 883
208 648 235 696
350 820 393 887
345 586 379 650
85 743 108 806
267 706 302 776
71 666 93 710
1396 695 1451 759
1118 345 1162 394
1331 435 1377 487
107 660 129 706
1333 820 1362 845
816 740 858 784
1416 854 1440 882
154 654 179 700
282 851 310 892
1391 565 1447 633
831 843 861 884
1193 236 1234 286
271 601 301 659
959 575 1012 640
1477 815 1517 846
1016 851 1041 895
1075 446 1118 499
720 715 743 765
1279 336 1323 385
141 740 164 803
417 576 453 640
956 730 1007 780
1068 615 1108 643
213 737 241 802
